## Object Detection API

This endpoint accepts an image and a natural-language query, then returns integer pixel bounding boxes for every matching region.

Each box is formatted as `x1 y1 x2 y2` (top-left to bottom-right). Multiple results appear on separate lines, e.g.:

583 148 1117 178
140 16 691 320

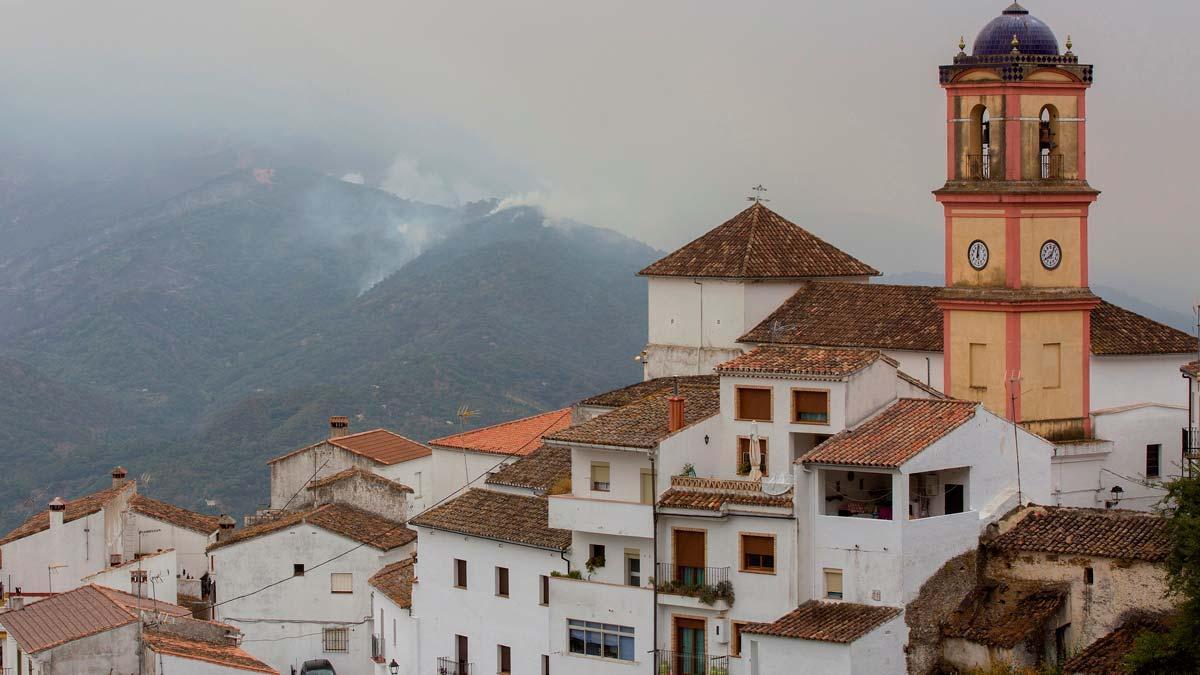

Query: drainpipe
650 447 659 665
560 547 571 575
693 280 704 375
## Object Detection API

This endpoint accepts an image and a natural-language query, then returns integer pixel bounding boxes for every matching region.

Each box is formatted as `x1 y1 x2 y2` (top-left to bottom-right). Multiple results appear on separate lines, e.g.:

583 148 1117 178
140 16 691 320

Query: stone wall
904 549 981 675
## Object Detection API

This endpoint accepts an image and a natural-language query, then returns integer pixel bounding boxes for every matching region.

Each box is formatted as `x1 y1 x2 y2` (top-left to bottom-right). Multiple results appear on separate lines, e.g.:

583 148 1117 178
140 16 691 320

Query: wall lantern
389 659 399 674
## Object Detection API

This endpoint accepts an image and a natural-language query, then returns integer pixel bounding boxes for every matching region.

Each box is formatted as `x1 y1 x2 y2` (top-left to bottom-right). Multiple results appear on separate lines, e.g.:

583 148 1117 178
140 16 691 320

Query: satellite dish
761 470 794 496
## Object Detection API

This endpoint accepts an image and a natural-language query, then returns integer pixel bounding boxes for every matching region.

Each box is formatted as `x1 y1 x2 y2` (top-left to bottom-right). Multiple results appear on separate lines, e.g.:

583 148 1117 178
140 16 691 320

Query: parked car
299 660 336 675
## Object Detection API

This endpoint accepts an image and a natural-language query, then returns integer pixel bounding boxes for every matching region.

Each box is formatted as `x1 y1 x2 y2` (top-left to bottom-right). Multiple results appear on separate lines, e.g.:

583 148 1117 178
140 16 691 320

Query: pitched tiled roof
941 581 1067 648
268 429 430 466
130 495 221 534
741 283 1197 356
409 488 570 550
307 467 413 493
716 345 890 379
658 476 792 512
801 398 978 467
1090 302 1198 355
0 483 131 547
1062 612 1171 675
0 584 190 654
989 506 1169 562
485 445 571 493
144 631 277 673
369 558 415 609
741 600 901 643
579 375 719 408
639 203 879 279
208 503 415 552
429 409 572 457
546 385 719 449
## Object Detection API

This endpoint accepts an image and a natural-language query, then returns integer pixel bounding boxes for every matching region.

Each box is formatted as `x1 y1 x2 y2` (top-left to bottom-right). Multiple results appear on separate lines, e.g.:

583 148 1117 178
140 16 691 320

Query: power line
208 410 568 613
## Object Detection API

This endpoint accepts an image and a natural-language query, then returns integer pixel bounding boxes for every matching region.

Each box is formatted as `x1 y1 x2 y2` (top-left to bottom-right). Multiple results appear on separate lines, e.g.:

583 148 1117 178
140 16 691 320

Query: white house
268 416 432 515
368 558 417 675
410 488 572 675
207 503 416 675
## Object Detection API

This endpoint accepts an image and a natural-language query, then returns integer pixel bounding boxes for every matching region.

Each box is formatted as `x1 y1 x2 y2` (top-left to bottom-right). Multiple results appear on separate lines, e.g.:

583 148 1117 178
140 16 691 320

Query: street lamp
1105 485 1124 509
388 659 399 675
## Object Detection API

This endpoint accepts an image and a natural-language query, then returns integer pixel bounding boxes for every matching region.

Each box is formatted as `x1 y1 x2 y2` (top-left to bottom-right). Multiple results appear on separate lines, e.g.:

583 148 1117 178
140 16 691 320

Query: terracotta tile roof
0 584 190 654
268 429 430 466
989 506 1169 562
741 600 901 643
307 466 413 493
638 203 879 279
429 408 572 457
144 631 277 673
208 503 415 552
801 398 978 467
942 581 1067 648
130 494 221 534
579 375 719 408
1062 612 1172 675
485 445 571 493
658 475 793 512
1180 361 1198 378
716 345 890 379
741 283 1197 356
0 483 131 547
1090 302 1197 355
369 558 415 609
546 385 719 449
409 488 571 550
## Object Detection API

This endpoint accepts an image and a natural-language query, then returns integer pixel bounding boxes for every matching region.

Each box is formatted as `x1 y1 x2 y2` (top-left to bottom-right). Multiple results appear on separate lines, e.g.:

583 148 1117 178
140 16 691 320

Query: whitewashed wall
548 575 653 675
370 588 417 675
430 447 515 506
1091 354 1194 412
82 548 178 605
882 351 943 393
2 510 109 595
1088 404 1186 510
376 456 432 514
151 652 268 674
128 511 214 581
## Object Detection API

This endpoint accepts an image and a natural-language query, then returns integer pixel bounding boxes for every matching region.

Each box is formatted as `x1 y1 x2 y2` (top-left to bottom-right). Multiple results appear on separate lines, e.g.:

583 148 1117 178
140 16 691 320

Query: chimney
329 416 350 439
217 514 237 542
8 595 23 611
111 466 129 487
668 396 685 433
48 497 66 529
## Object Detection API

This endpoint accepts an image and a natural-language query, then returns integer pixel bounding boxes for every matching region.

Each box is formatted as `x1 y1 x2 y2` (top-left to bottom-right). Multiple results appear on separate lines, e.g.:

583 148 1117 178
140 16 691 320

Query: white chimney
48 497 66 528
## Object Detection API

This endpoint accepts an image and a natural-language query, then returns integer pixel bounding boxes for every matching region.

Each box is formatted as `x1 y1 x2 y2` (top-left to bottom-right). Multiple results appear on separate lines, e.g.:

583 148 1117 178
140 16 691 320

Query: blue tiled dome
973 3 1059 56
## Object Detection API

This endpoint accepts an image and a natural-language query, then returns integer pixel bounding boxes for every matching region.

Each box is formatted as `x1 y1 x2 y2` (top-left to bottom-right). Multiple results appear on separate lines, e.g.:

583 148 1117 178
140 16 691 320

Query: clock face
968 240 989 270
1040 240 1062 270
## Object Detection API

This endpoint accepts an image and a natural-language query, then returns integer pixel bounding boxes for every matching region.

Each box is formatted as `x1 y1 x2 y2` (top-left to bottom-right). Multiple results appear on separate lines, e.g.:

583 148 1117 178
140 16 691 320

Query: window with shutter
330 573 353 594
824 568 843 599
591 462 610 492
735 387 772 421
792 389 830 424
741 534 775 573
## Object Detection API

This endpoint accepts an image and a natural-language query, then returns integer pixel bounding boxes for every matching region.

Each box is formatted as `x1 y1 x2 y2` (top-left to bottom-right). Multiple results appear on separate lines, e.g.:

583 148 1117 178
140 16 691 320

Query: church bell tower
934 3 1098 440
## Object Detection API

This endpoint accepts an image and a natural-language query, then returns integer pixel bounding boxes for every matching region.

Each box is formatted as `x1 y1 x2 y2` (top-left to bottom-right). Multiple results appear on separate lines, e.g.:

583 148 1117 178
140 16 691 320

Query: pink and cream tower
934 2 1099 440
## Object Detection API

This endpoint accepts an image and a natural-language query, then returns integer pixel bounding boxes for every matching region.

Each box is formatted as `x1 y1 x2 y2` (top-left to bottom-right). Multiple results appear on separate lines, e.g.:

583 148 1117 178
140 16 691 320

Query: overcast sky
1 1 1197 313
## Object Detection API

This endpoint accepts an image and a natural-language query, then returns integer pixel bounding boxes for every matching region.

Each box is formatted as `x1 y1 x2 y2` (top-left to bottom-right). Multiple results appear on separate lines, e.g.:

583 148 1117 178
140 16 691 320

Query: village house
367 558 416 675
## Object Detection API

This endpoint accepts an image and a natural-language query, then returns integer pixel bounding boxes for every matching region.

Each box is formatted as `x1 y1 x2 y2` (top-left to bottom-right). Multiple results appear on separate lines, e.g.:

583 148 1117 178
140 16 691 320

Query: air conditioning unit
915 474 941 498
714 619 729 645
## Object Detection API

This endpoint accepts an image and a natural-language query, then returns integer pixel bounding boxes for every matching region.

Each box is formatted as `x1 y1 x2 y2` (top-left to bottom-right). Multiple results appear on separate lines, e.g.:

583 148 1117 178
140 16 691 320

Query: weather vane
747 184 770 204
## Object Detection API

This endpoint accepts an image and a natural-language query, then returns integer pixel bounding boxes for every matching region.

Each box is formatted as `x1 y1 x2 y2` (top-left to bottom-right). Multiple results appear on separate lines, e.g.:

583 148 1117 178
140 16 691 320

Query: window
625 550 641 586
539 575 550 606
323 627 349 652
736 437 768 476
454 559 467 589
792 389 830 424
496 566 509 598
591 462 610 492
1084 567 1094 585
969 343 989 389
741 534 775 573
735 386 772 421
588 544 606 569
640 469 654 505
824 568 844 599
731 622 749 657
542 654 550 675
330 573 353 594
293 563 305 577
567 619 635 661
131 569 148 584
1147 444 1161 478
413 471 422 497
1042 343 1062 389
498 644 511 675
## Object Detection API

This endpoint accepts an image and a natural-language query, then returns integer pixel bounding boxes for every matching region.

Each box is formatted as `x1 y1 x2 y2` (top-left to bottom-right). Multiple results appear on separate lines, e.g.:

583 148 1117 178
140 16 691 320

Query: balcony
437 657 474 675
654 650 730 675
1040 153 1064 179
654 564 734 610
967 154 999 180
371 634 384 663
548 495 653 538
1185 427 1199 477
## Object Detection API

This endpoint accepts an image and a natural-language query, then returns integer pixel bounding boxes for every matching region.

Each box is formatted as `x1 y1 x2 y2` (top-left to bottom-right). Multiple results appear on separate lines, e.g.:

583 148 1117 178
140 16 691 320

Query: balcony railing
967 154 998 180
371 634 384 660
1185 428 1200 478
654 650 730 675
655 563 729 588
437 657 474 675
1040 153 1064 179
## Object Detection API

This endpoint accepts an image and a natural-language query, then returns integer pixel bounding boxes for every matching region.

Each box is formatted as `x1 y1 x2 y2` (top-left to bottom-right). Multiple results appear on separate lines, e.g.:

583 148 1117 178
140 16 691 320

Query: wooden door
674 617 706 675
673 530 706 585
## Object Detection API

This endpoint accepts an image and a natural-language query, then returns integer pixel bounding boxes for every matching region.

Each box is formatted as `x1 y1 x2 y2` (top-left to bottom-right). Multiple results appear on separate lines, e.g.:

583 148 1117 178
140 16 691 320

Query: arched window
968 105 992 179
1039 105 1059 178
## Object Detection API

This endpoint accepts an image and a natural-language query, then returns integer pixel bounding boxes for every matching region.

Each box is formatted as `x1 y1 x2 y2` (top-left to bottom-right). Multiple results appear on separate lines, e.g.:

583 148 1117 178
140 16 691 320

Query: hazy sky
1 1 1197 312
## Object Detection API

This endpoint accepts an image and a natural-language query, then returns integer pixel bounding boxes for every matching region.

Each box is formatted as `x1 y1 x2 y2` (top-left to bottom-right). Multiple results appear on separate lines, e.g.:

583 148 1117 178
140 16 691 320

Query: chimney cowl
218 514 236 529
48 497 66 512
111 466 129 488
329 416 350 439
668 396 686 433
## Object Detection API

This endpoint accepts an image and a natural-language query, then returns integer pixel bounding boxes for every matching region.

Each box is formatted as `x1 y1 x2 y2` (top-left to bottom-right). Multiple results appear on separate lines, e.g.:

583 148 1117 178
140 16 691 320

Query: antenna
1007 371 1024 505
766 319 797 343
747 184 770 204
456 404 480 486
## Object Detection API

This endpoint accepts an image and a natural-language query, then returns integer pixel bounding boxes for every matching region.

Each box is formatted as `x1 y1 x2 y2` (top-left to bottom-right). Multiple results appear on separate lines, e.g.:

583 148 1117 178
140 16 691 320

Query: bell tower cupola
934 3 1100 441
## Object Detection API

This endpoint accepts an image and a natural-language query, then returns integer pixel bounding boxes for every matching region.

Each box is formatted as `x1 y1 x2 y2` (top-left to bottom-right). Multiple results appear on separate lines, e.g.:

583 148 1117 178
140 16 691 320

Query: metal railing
371 634 384 659
967 154 999 180
1040 153 1064 179
654 650 730 675
437 657 474 675
655 563 730 588
1185 427 1200 479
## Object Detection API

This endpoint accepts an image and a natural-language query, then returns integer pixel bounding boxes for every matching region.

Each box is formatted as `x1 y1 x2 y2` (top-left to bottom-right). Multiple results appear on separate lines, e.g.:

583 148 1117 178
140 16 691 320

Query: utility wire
279 457 332 512
208 410 569 613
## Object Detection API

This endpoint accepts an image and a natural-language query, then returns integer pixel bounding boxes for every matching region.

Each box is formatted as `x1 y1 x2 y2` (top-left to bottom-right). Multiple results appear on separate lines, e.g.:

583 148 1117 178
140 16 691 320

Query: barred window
323 627 349 652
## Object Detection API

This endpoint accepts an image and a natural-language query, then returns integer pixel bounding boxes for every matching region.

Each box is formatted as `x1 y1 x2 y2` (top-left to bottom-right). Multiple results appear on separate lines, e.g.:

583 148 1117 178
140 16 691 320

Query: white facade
742 613 907 675
81 548 179 605
269 442 431 516
429 446 514 506
209 523 411 675
369 585 417 675
1090 354 1194 412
